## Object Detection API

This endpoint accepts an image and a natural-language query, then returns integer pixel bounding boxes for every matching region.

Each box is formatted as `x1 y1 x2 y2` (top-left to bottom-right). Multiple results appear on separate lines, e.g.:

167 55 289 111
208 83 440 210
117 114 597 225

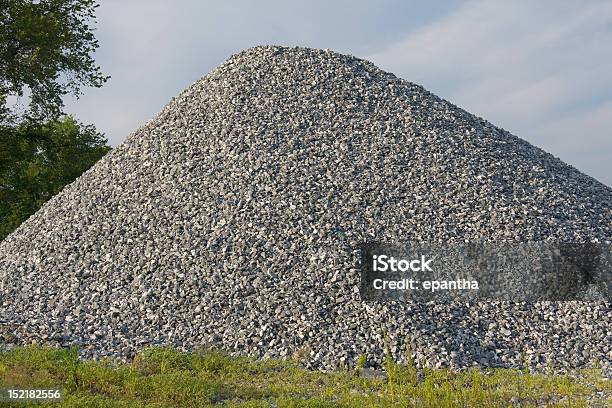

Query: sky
61 0 612 186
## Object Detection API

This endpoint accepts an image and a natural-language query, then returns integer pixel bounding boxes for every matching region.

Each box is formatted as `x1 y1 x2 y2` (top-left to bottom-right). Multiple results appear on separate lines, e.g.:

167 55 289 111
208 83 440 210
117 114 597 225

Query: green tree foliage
0 0 108 122
0 0 111 241
0 116 110 240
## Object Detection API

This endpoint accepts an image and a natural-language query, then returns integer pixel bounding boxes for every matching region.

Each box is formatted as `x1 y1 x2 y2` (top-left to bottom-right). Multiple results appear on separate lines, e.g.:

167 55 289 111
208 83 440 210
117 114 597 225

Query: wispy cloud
367 0 612 185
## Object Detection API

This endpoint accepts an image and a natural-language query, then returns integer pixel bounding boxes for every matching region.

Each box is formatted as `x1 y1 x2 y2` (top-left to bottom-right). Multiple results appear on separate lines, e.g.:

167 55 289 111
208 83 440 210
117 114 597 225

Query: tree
0 0 108 123
0 116 110 240
0 0 111 240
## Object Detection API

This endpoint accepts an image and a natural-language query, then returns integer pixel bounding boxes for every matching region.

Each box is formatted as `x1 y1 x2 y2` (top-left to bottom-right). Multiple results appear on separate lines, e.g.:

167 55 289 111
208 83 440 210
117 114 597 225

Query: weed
0 345 608 407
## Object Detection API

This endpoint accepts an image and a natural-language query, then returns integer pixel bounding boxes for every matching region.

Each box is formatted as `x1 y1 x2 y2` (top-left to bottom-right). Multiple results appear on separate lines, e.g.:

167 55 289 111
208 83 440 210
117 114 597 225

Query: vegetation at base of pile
0 345 609 407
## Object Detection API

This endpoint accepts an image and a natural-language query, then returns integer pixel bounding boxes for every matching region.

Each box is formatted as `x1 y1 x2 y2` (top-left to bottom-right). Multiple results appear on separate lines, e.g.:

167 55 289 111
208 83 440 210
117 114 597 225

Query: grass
0 345 609 407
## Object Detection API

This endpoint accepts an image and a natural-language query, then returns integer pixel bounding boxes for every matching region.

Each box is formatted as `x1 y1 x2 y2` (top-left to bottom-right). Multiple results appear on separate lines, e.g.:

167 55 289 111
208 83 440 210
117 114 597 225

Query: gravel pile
1 46 611 374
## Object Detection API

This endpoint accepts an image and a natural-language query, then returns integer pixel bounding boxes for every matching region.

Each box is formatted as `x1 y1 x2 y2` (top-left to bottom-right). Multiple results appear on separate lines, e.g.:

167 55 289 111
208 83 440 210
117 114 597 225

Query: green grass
0 345 609 407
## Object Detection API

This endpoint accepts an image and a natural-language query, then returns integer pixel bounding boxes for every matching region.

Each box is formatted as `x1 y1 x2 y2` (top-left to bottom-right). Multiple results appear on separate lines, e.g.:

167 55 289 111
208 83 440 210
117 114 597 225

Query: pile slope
1 46 610 372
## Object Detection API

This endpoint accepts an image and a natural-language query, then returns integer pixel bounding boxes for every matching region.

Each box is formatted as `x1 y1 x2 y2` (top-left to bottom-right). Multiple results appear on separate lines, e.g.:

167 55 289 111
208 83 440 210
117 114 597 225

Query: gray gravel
1 46 611 375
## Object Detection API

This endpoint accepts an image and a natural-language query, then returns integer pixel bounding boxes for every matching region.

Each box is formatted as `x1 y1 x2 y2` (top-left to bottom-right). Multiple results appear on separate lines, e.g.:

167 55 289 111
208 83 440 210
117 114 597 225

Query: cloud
367 0 612 186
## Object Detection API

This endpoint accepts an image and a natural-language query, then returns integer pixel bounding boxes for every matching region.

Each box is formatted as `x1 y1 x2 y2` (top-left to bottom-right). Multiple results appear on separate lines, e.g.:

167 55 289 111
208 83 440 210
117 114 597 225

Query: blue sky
62 0 612 186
